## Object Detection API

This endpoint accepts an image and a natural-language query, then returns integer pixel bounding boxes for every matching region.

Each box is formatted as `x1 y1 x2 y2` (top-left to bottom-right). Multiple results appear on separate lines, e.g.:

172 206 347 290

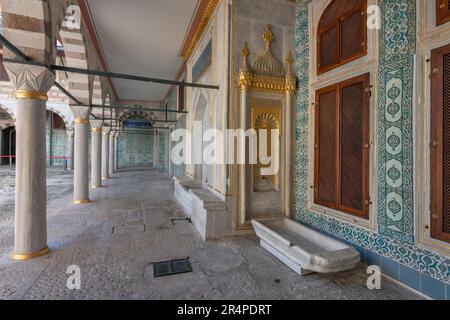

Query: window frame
430 43 450 243
317 0 368 75
436 0 450 26
314 73 371 219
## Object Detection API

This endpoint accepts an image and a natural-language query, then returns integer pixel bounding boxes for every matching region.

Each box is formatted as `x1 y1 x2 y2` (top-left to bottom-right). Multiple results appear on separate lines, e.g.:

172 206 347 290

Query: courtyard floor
0 167 423 300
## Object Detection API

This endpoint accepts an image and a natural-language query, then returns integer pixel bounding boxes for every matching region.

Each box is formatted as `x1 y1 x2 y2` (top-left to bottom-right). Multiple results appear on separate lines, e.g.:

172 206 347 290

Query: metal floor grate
153 258 192 278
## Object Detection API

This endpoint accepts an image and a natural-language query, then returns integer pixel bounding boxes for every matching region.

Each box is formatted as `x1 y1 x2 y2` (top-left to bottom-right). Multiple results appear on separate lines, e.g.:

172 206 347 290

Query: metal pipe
91 104 188 114
3 56 219 90
0 35 98 119
100 117 177 123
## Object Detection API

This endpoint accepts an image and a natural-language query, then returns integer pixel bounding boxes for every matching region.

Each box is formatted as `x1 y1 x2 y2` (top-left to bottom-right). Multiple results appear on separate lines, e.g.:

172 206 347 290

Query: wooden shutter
314 73 370 219
315 85 338 209
318 25 339 72
317 0 367 75
436 0 450 26
431 44 450 243
341 9 366 62
339 74 370 218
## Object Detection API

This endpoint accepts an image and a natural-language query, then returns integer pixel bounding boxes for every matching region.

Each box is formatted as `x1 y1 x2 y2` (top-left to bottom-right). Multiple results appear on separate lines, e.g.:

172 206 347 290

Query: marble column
101 127 110 180
114 132 119 171
90 120 103 189
109 130 115 176
66 129 74 170
4 63 55 259
71 106 91 204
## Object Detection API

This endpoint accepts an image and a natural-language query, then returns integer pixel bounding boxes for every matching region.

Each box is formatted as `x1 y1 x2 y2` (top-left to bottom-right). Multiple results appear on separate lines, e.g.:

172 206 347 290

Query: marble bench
174 177 231 240
252 218 360 275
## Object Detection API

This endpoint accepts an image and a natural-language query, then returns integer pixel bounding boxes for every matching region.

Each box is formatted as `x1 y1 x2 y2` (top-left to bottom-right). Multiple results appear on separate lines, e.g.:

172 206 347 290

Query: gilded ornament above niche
253 25 284 77
238 24 296 93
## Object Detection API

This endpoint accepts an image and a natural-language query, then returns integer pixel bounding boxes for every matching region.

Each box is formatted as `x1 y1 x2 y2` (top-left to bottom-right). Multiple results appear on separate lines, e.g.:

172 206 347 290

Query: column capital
66 129 74 138
70 106 91 124
102 127 111 136
4 63 55 100
90 120 103 132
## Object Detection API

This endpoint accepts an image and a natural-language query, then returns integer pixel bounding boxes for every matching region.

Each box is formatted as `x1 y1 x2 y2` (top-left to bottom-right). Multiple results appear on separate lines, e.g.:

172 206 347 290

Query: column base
74 199 91 205
13 246 49 261
101 177 108 180
91 185 101 189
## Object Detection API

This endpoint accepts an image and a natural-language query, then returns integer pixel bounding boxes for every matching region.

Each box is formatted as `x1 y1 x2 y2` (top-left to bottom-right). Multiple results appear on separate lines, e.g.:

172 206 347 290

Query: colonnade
4 63 120 260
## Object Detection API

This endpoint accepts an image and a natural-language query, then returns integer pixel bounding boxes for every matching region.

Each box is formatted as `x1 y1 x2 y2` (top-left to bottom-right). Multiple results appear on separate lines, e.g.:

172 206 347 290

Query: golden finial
286 50 293 66
240 42 250 72
263 24 274 44
242 42 249 58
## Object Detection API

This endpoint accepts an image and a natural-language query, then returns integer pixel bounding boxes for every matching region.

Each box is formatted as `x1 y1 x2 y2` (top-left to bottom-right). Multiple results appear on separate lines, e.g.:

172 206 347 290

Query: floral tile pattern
294 1 449 284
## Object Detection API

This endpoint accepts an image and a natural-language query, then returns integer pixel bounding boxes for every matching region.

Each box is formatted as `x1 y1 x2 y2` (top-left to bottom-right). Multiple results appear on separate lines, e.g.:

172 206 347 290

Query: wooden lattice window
436 0 450 26
430 44 450 243
317 0 367 75
314 73 371 219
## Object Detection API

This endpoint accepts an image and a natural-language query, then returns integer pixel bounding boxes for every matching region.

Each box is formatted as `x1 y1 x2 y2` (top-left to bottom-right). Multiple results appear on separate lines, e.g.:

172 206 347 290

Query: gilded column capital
4 63 55 101
238 71 251 90
90 120 103 132
70 106 91 124
285 76 297 93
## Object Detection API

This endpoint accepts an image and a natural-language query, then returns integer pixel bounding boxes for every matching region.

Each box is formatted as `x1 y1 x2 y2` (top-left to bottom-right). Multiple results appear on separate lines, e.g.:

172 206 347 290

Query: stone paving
0 167 423 300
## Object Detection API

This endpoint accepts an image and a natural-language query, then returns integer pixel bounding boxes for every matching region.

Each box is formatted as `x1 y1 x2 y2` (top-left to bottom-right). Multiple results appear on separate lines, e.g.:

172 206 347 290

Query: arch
0 104 16 120
57 3 90 105
92 76 103 105
0 0 53 64
0 105 15 129
192 89 212 184
46 110 67 130
118 108 157 126
104 92 111 107
317 0 367 75
46 106 71 129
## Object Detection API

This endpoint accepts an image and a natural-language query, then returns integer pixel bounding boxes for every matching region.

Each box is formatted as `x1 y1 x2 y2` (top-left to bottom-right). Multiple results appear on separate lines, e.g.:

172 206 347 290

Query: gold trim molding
74 199 91 205
13 246 49 261
92 128 102 133
239 71 296 93
75 118 89 125
15 90 48 102
183 0 220 61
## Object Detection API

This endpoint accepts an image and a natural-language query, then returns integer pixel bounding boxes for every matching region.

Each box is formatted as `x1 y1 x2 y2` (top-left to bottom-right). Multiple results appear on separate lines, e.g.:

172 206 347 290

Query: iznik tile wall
49 129 67 167
118 132 153 168
294 1 449 299
157 132 169 175
46 129 68 167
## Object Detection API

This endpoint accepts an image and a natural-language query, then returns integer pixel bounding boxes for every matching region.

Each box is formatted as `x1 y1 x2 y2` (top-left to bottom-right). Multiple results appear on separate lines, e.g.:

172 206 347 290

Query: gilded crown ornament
253 25 284 77
238 25 296 93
